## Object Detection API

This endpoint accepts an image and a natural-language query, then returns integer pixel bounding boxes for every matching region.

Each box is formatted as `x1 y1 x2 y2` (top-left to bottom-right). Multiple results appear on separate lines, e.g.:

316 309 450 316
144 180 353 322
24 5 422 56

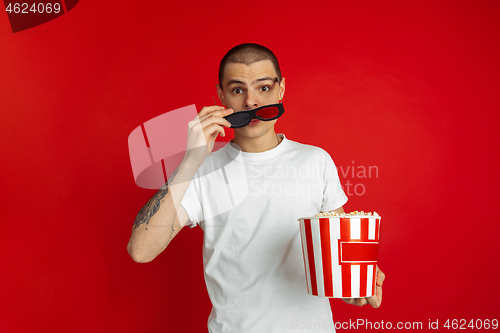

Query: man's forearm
127 157 200 262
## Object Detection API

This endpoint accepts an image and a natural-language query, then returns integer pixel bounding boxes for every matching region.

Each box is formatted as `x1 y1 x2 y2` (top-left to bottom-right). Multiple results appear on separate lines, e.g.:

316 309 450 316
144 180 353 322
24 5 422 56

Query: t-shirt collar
225 133 288 161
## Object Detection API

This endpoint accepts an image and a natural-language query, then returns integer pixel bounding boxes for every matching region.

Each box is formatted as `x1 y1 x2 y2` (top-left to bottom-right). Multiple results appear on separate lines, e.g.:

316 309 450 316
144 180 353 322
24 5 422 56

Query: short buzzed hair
218 43 282 89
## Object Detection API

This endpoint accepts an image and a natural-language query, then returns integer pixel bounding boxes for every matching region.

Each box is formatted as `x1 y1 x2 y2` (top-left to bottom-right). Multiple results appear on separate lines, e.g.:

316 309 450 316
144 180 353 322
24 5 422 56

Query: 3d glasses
223 103 285 128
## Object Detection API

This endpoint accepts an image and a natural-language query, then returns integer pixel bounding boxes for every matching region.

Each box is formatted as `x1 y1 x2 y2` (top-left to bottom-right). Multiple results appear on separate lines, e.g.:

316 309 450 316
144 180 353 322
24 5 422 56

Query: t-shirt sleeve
180 177 204 228
321 151 348 212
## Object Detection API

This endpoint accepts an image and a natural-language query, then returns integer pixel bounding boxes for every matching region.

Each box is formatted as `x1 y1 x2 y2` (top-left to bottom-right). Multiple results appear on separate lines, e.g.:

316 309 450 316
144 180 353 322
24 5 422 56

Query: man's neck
232 130 282 153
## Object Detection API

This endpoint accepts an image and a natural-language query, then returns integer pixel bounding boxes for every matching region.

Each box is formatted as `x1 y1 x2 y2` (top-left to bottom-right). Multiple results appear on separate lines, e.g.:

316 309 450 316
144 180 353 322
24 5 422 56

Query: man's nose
244 90 258 109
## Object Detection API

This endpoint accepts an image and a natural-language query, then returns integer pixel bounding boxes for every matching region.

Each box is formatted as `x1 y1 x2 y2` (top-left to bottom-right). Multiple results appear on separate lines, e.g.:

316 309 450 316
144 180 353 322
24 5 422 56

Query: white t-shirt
181 133 348 333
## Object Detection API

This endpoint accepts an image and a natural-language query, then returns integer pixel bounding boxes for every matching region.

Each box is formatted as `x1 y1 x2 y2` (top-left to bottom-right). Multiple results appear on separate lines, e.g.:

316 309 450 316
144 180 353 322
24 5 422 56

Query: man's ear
216 84 225 106
279 77 286 101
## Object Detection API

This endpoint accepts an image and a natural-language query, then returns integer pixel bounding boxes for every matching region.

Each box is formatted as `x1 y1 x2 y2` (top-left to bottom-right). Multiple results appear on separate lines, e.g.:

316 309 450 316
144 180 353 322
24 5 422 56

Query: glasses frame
223 103 285 128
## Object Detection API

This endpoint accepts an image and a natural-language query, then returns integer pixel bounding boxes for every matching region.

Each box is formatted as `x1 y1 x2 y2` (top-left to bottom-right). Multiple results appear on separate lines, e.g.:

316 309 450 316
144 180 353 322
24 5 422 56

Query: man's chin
235 124 273 138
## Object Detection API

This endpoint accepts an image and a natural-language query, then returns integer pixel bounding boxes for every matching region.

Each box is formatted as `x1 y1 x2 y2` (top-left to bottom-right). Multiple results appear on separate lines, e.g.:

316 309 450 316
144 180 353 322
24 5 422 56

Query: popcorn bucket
297 215 381 298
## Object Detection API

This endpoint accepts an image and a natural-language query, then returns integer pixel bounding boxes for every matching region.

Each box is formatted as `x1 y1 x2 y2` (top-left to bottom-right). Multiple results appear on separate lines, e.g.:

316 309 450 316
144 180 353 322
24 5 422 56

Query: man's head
218 43 282 89
216 43 286 140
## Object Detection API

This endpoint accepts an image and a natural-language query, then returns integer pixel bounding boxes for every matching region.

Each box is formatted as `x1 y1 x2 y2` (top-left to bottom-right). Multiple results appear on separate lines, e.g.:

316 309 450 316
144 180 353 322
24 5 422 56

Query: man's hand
185 105 234 165
342 266 385 308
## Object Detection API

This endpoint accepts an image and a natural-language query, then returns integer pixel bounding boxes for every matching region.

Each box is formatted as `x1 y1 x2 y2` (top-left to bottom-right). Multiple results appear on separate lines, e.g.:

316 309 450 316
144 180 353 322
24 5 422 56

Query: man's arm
127 105 234 263
321 206 345 214
127 158 198 263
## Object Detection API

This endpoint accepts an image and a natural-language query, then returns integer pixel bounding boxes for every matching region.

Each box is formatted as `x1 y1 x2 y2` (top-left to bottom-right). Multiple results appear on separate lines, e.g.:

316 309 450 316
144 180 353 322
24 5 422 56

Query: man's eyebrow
226 79 245 86
253 76 276 84
226 77 277 86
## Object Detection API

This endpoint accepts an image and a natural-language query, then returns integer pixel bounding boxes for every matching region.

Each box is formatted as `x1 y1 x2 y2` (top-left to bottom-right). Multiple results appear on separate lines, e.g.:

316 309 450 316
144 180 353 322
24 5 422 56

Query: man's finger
343 298 368 307
198 105 227 118
342 298 354 305
366 285 383 308
376 266 385 286
358 298 368 307
198 108 233 123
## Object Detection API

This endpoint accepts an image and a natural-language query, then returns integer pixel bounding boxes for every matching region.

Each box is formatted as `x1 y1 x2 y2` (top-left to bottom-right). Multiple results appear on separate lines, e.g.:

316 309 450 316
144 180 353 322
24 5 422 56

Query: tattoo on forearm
133 167 179 230
166 167 178 186
168 222 176 243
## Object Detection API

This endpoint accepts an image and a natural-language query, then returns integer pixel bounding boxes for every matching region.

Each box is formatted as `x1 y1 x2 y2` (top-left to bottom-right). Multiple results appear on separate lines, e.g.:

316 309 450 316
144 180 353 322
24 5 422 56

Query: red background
1 1 499 332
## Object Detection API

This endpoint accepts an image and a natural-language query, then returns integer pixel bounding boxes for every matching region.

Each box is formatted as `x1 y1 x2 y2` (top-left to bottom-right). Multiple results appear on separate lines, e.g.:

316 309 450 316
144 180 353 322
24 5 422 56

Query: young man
128 43 385 332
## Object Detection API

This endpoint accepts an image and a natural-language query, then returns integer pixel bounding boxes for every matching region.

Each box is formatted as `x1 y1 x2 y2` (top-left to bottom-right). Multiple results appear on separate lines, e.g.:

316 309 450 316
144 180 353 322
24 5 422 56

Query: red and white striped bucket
298 216 381 298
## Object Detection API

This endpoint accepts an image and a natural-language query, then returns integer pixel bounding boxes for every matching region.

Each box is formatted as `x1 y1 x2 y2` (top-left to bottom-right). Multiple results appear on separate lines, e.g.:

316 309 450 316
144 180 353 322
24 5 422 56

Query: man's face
217 60 285 139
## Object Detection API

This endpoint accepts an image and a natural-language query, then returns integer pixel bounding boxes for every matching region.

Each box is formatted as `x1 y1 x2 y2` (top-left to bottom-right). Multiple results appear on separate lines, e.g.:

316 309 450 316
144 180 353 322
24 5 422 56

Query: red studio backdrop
1 1 499 332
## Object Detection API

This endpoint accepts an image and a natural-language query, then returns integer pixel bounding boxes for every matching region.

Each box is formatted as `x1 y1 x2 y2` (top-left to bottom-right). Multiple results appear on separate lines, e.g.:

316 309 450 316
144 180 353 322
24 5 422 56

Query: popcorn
315 210 380 218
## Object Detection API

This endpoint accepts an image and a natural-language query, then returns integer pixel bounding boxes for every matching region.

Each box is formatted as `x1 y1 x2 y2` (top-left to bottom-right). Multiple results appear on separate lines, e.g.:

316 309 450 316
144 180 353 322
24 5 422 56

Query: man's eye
260 86 270 92
232 88 243 94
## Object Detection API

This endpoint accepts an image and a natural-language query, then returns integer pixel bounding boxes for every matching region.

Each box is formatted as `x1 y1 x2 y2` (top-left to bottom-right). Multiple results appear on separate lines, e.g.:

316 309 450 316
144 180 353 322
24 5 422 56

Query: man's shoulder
190 144 231 179
286 138 329 157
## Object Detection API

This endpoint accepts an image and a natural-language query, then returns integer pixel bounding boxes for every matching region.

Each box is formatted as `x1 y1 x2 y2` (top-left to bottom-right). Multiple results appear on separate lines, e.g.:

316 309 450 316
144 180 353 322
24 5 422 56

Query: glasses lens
229 112 252 127
256 106 279 120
